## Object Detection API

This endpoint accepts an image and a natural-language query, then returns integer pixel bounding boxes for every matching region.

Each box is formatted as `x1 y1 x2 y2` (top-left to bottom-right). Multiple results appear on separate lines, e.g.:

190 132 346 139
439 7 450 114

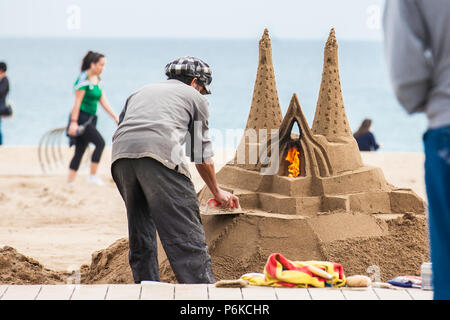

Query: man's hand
195 159 240 210
213 188 240 209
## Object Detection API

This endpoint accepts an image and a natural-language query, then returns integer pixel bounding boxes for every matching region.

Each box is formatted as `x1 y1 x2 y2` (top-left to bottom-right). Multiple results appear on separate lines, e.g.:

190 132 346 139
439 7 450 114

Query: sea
0 37 428 151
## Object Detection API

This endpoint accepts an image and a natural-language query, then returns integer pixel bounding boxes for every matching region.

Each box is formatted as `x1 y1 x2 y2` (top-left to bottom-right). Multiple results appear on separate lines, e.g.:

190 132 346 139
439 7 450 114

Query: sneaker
86 175 105 186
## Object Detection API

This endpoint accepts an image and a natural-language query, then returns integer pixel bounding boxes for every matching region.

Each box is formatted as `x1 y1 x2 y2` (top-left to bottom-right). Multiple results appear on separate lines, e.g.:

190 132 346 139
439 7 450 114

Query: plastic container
421 262 433 290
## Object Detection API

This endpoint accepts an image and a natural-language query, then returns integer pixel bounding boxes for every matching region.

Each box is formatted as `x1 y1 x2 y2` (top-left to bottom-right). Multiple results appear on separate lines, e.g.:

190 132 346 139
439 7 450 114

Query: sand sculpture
196 28 428 281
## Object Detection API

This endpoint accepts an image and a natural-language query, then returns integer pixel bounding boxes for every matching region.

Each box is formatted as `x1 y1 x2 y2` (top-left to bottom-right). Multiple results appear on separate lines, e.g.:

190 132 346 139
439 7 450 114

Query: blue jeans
424 125 450 300
0 118 3 145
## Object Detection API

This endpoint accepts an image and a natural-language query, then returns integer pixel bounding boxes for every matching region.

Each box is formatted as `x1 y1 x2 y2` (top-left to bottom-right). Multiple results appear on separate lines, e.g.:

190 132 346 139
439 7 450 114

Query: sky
0 0 385 40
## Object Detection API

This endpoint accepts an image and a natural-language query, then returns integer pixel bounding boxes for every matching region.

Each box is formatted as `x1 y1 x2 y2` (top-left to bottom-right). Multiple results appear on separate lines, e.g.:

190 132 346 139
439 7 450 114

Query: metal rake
38 127 91 173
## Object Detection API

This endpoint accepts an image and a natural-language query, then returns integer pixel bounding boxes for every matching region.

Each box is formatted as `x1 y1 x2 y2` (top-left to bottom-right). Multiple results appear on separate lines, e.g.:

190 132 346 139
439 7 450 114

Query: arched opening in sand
279 120 305 178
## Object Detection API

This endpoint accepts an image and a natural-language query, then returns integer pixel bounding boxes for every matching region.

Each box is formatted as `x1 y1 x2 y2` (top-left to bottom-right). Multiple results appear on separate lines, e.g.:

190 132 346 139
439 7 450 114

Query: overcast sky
0 0 385 40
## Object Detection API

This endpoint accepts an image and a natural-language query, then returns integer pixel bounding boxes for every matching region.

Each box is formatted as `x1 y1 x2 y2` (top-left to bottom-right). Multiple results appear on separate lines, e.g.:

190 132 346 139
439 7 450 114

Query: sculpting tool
201 198 245 216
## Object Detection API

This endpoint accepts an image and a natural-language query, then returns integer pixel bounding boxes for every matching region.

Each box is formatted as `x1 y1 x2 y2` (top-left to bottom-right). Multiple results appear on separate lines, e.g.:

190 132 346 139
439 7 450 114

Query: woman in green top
67 51 119 186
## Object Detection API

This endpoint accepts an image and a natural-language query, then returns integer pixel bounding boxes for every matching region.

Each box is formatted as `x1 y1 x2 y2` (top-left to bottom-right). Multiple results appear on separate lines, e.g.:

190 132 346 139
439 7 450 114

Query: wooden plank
274 287 311 300
0 285 8 298
36 285 75 300
1 285 42 300
307 288 346 300
373 288 412 300
208 284 242 300
406 288 433 300
341 288 379 300
105 284 141 300
174 284 209 300
71 284 109 300
141 281 174 300
241 286 277 300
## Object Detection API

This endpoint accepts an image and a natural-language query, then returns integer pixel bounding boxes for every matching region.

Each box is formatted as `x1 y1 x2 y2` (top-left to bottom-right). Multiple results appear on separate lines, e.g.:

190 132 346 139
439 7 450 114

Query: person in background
67 51 119 186
353 119 380 151
384 0 450 300
0 61 10 146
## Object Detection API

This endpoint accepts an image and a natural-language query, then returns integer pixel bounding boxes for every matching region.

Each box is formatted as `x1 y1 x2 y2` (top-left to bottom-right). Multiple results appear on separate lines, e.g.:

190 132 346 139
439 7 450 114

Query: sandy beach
0 146 427 274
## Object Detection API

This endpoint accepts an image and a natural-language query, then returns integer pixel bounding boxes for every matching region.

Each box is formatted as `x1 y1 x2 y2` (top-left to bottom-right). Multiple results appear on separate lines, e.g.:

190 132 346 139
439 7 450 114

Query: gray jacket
384 0 450 129
111 79 214 179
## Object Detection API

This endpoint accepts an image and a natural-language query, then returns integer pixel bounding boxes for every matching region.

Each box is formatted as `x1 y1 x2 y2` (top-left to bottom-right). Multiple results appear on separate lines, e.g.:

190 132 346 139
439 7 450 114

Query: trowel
201 198 245 216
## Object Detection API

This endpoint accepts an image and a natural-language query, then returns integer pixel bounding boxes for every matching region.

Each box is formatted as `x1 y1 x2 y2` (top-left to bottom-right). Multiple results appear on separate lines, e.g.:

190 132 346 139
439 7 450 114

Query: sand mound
0 246 69 284
321 213 429 281
201 213 428 282
0 214 428 285
81 237 176 284
78 213 429 284
81 238 133 284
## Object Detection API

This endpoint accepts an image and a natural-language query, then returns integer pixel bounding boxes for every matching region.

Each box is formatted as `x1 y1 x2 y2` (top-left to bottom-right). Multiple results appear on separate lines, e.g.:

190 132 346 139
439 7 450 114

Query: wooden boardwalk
0 282 433 300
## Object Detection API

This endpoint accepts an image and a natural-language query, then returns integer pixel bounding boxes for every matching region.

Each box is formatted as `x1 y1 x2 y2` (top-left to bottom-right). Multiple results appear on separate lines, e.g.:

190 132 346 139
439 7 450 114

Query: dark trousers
69 112 105 171
424 126 450 300
111 157 215 284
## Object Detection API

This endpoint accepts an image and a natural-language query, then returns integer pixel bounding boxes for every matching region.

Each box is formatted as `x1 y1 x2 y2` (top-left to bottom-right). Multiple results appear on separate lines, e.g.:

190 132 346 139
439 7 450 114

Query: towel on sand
241 253 346 288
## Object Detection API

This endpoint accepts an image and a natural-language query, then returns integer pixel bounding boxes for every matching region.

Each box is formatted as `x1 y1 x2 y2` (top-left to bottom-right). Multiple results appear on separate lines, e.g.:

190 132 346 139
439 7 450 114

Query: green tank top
73 71 102 115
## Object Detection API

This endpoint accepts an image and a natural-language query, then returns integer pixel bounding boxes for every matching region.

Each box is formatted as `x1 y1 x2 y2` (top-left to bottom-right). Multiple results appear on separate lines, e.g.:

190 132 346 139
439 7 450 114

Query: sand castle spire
244 28 283 131
234 28 283 168
312 28 353 142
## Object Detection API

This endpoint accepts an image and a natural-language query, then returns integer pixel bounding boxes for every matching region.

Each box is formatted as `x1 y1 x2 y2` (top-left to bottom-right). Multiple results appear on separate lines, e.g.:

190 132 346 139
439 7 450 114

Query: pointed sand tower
245 28 283 131
234 28 283 169
310 28 363 174
312 28 353 141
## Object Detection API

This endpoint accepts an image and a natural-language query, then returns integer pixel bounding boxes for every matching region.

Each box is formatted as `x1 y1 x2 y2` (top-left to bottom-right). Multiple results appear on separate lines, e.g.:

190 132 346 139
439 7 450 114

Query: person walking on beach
0 62 10 146
353 119 380 151
111 57 239 284
384 0 450 299
67 51 119 186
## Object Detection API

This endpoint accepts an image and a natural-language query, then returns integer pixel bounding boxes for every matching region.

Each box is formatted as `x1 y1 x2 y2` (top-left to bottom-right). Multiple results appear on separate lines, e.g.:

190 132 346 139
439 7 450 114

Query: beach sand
0 146 426 274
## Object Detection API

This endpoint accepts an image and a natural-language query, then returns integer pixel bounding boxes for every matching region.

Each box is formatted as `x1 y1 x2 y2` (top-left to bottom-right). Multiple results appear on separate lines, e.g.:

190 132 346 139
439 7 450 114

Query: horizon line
0 35 383 42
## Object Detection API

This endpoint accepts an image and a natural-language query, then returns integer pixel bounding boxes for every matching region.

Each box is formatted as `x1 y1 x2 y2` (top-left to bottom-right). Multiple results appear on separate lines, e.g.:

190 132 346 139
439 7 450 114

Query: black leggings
69 112 105 171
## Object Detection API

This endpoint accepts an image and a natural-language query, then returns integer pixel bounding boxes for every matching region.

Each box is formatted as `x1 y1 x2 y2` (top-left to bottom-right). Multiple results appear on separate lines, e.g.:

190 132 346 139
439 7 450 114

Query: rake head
38 127 91 174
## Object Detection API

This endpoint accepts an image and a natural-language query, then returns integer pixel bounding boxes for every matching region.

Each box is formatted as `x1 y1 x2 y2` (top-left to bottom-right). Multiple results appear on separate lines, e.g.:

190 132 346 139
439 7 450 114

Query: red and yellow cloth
241 253 346 288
